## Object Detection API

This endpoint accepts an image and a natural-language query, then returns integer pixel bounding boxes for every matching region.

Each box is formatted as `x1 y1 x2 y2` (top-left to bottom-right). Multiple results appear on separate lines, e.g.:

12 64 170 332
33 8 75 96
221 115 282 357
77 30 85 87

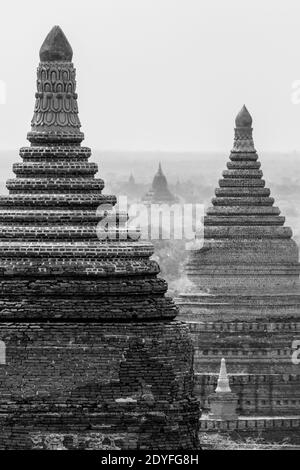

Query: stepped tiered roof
178 106 300 428
0 26 199 450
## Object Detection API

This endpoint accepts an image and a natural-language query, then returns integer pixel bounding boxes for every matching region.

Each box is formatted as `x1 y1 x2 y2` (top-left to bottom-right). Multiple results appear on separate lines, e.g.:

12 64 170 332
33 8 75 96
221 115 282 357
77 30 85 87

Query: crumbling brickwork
0 26 200 449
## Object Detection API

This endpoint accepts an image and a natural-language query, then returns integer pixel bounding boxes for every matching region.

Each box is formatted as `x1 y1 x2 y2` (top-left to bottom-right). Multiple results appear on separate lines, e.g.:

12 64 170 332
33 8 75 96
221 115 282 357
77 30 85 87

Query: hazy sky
1 0 300 151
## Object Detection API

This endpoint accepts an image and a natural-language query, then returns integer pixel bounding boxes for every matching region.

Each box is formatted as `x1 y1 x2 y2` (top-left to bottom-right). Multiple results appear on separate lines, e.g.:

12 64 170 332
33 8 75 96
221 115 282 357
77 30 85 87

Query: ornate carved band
232 127 255 152
28 62 84 144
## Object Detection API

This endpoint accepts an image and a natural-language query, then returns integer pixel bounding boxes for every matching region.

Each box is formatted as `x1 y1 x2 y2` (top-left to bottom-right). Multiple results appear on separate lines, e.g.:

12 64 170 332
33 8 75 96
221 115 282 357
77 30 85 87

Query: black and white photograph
0 0 299 456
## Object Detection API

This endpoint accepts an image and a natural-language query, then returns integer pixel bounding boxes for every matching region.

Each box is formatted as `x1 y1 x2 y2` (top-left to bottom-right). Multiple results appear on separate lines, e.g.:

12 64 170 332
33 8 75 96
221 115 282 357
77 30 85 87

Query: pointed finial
235 105 252 128
215 358 231 393
158 162 163 174
39 26 73 62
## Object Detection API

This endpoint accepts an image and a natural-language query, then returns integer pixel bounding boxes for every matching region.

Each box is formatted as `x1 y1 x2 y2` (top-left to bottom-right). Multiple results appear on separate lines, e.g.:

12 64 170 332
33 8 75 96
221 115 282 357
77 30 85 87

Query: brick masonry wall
0 320 200 449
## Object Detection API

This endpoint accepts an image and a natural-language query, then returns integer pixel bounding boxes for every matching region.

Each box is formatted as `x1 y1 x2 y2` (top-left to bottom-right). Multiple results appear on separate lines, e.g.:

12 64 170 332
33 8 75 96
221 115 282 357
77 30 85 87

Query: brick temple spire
178 107 300 430
0 27 200 449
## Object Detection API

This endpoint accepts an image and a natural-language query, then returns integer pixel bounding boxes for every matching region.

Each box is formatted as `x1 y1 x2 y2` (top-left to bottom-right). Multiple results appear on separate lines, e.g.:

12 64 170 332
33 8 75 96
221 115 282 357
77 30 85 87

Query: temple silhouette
142 163 177 204
0 26 200 450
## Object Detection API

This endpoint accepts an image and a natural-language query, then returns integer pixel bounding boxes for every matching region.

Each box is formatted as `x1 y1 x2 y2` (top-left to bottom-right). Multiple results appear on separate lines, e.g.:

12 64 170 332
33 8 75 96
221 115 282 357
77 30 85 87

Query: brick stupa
178 106 300 429
0 26 200 450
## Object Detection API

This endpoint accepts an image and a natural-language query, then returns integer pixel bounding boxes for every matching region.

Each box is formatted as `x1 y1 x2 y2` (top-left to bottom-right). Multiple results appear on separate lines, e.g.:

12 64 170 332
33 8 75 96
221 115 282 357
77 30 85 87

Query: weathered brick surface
0 322 199 449
0 26 200 449
177 107 300 431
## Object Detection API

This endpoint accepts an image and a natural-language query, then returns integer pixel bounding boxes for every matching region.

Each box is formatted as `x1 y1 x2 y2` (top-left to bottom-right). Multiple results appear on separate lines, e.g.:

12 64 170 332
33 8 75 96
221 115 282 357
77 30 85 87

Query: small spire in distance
40 25 73 62
158 162 163 174
235 104 252 128
215 358 231 393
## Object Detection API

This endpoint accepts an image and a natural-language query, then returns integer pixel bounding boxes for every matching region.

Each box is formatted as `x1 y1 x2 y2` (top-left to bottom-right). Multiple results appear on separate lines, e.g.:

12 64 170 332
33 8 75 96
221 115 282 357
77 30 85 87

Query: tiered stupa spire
178 107 300 432
183 105 298 296
0 26 199 450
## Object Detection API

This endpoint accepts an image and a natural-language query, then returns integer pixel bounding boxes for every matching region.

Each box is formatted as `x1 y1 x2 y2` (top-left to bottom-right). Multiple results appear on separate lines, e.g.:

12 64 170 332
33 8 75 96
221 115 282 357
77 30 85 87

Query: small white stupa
215 358 231 393
208 358 239 420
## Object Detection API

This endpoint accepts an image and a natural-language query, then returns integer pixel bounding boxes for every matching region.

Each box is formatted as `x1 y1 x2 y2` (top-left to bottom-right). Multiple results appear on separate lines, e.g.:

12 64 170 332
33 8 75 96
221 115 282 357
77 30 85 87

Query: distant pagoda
128 173 135 186
0 26 199 450
177 106 300 428
143 163 177 204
